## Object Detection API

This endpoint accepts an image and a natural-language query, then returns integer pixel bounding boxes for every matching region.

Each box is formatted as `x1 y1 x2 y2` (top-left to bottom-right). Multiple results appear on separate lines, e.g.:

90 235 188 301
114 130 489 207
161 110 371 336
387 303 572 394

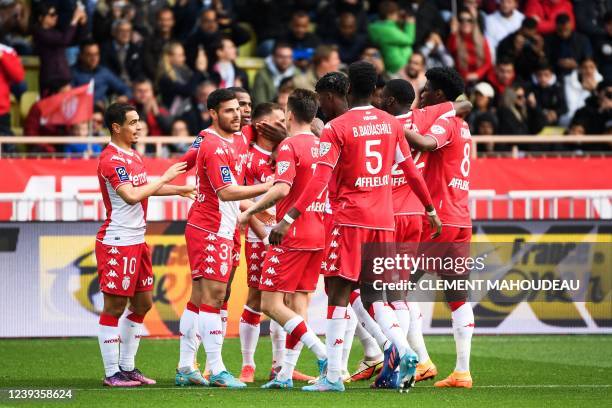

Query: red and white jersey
423 116 472 227
245 143 275 242
233 125 253 185
392 102 455 215
275 132 325 249
96 143 148 246
318 105 412 231
187 128 247 240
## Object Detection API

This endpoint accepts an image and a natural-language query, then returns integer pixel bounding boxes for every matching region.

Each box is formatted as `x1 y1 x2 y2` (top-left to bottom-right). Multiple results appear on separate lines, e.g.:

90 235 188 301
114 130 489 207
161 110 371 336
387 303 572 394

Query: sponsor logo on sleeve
430 125 446 135
115 166 130 182
191 136 203 148
220 166 232 183
277 161 290 175
319 142 331 156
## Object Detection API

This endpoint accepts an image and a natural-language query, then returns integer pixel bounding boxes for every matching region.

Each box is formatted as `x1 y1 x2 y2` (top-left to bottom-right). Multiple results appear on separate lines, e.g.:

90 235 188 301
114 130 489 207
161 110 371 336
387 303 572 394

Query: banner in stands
0 157 610 220
0 221 610 338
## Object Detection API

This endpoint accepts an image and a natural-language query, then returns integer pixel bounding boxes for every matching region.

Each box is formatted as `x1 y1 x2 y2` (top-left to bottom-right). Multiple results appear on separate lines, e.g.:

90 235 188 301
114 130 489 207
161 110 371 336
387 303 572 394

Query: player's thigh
201 279 228 307
130 290 153 315
102 292 129 315
295 250 324 294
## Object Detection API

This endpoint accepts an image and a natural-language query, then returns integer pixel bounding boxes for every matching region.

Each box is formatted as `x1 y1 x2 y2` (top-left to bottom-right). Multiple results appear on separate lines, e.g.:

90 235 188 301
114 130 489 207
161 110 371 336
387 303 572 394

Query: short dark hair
378 1 399 19
425 67 465 102
384 79 416 107
207 88 236 111
226 86 249 95
212 35 233 53
497 56 515 66
348 61 377 99
252 102 282 121
313 45 338 67
287 89 319 124
555 13 571 26
522 17 538 30
536 61 552 72
79 38 98 53
132 77 153 87
273 41 292 54
315 72 349 97
104 102 137 132
291 10 309 20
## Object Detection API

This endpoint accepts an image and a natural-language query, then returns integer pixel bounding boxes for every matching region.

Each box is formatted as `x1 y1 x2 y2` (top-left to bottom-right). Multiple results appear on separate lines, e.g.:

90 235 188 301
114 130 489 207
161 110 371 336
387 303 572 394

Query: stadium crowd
0 0 611 154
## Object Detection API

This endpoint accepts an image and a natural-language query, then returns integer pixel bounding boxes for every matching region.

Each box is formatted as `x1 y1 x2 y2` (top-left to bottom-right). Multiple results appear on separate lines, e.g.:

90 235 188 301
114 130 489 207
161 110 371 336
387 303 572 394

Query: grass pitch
1 335 611 407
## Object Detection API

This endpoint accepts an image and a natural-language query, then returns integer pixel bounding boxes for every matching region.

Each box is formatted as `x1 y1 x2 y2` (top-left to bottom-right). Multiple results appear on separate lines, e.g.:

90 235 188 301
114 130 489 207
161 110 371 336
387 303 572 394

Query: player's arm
116 162 187 205
154 184 196 200
453 100 472 117
217 182 272 201
404 128 438 152
255 120 288 143
239 182 290 224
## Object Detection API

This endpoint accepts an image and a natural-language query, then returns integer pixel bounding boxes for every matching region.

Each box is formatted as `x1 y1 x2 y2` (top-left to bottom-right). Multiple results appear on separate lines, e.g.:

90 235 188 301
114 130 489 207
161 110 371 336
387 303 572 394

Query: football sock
98 313 120 377
450 302 474 372
370 301 411 357
239 305 261 367
355 322 383 359
199 304 226 376
326 306 348 383
270 319 286 369
350 292 389 350
407 302 430 363
220 302 228 337
390 300 410 337
178 302 200 371
276 335 304 382
342 307 358 372
283 315 326 361
118 312 144 372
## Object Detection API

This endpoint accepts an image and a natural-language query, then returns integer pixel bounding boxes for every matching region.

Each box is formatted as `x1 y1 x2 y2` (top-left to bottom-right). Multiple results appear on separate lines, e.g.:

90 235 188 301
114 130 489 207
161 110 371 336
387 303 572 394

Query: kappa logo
333 338 344 346
108 247 120 255
319 142 331 156
332 228 340 236
263 278 274 287
251 242 259 249
205 267 215 274
107 258 119 266
269 256 280 264
205 255 215 263
265 267 276 275
273 247 284 253
329 253 338 260
107 270 119 278
321 261 327 270
258 158 267 166
277 161 290 175
280 144 290 151
329 265 337 271
106 282 117 289
220 262 228 276
215 147 225 155
122 276 131 291
430 125 446 135
250 264 258 271
250 253 259 260
206 234 217 241
330 241 339 248
249 274 259 282
206 244 216 251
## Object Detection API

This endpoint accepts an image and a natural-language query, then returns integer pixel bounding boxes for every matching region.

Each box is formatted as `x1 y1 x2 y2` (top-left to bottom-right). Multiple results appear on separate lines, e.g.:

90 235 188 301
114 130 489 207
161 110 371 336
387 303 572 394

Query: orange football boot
415 359 438 382
238 365 255 383
434 371 472 388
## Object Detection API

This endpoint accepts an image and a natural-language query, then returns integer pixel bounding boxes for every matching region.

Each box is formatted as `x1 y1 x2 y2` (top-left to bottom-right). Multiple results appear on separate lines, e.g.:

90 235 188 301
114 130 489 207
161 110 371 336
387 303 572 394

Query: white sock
371 301 412 357
98 314 120 377
199 304 226 375
283 315 326 360
390 300 410 337
452 303 474 372
220 303 228 337
178 303 200 371
118 313 144 371
239 305 261 367
276 342 303 381
407 302 430 363
342 307 358 372
355 322 383 359
326 306 348 382
270 319 286 369
351 293 389 349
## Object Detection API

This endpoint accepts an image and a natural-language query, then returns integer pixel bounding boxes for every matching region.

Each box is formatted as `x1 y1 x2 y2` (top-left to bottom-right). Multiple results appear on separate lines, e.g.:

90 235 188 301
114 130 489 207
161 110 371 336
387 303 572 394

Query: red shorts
233 229 242 267
185 224 234 283
419 221 472 276
96 241 153 297
394 215 423 280
245 240 267 288
322 224 394 282
259 246 323 293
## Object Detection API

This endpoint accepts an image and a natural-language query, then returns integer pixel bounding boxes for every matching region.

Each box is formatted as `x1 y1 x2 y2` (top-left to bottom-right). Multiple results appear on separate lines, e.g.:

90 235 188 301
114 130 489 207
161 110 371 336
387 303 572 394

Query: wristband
283 213 295 224
263 236 270 245
426 208 437 216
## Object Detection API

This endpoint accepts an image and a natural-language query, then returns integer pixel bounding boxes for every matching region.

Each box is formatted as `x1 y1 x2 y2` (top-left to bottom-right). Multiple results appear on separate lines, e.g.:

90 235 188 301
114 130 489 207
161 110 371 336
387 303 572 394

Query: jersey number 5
365 140 382 175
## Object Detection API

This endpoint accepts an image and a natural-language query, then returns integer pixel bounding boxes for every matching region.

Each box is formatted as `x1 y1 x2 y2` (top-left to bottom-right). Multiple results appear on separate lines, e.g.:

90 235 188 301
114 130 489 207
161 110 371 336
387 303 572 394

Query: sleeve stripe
274 180 293 187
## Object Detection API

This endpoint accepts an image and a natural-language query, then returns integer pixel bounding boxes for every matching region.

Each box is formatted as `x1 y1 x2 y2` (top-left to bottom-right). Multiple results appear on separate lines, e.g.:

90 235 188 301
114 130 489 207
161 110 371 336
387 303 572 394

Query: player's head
207 88 240 134
286 88 319 133
347 60 378 102
104 102 141 144
381 79 416 115
252 102 285 143
315 71 349 121
420 67 465 108
227 86 251 126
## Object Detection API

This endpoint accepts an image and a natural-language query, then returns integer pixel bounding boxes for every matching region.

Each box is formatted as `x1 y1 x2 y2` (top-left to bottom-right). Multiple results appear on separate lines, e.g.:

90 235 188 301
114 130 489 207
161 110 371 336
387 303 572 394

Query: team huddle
94 60 475 393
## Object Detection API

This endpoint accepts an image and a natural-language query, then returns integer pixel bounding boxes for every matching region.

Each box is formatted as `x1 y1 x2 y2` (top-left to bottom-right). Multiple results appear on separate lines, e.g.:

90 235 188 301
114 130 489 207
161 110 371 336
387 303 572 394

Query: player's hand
269 220 290 245
428 213 442 239
178 184 196 200
310 117 324 137
162 162 187 183
237 211 251 226
256 120 288 142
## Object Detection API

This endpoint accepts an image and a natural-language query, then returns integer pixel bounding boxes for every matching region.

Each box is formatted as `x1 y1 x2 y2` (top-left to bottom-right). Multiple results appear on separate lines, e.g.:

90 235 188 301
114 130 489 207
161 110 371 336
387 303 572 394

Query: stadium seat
20 91 39 123
10 94 20 129
237 22 257 58
236 56 264 89
21 56 40 94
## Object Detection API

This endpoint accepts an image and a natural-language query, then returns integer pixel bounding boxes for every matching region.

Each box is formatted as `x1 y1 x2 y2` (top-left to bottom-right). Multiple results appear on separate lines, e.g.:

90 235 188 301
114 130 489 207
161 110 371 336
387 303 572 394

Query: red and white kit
259 133 325 293
95 142 153 296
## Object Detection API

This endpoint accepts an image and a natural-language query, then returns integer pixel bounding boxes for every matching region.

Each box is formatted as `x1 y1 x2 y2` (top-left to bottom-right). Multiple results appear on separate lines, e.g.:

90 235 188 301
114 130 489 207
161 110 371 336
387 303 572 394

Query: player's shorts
394 214 423 281
419 220 472 277
185 224 234 283
321 213 334 273
232 228 242 267
322 224 394 283
259 246 323 293
245 240 267 289
95 241 153 297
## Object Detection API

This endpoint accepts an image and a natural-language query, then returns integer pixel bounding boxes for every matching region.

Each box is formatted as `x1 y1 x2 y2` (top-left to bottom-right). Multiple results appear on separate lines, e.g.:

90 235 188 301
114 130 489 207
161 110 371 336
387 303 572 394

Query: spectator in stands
529 62 567 126
562 58 603 126
486 57 516 99
292 45 341 91
252 42 295 106
447 7 492 84
574 0 612 38
546 13 593 78
92 0 144 45
0 0 31 55
0 42 24 137
419 31 454 69
398 51 426 107
463 0 487 33
594 11 612 80
157 41 208 115
180 80 216 135
484 0 524 61
142 7 176 80
279 11 321 70
497 17 546 81
130 78 171 136
65 120 102 157
327 12 368 65
275 79 295 111
407 0 446 48
371 74 387 109
360 44 388 78
473 112 498 136
71 40 132 103
571 79 612 134
33 2 88 96
100 19 144 86
209 37 248 90
497 83 546 135
368 1 416 75
169 118 190 153
91 106 106 136
317 0 369 45
184 8 251 71
525 0 575 35
467 82 497 131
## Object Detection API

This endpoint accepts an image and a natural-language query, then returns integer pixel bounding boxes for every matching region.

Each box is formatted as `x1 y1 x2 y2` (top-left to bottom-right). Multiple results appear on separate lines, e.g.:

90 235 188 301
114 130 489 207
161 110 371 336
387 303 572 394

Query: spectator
574 0 612 38
100 19 144 86
184 8 251 71
275 79 295 111
209 37 248 90
525 0 575 35
0 0 31 55
467 82 497 131
171 118 190 137
484 0 524 61
278 11 321 70
130 78 171 136
545 13 593 78
497 17 546 81
91 106 106 136
316 0 369 44
171 0 205 41
419 31 454 69
180 80 216 135
571 79 612 134
485 57 516 99
398 51 426 107
473 112 498 135
33 2 88 96
64 121 102 157
71 39 131 103
462 0 488 33
529 62 567 125
360 44 388 79
447 7 493 83
497 83 546 134
407 0 446 48
0 42 24 136
92 0 133 44
157 41 208 115
142 7 176 80
292 45 341 91
594 11 612 80
371 74 387 109
562 58 603 126
252 42 295 106
327 12 368 65
368 1 416 75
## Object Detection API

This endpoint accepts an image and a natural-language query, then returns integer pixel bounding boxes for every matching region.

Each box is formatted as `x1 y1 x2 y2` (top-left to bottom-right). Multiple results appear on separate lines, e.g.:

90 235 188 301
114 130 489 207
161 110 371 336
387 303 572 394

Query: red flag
39 81 94 126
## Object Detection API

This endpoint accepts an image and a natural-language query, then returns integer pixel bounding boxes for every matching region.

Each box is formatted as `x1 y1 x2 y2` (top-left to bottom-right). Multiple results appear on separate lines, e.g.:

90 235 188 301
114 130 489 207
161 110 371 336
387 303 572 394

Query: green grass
1 336 611 407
